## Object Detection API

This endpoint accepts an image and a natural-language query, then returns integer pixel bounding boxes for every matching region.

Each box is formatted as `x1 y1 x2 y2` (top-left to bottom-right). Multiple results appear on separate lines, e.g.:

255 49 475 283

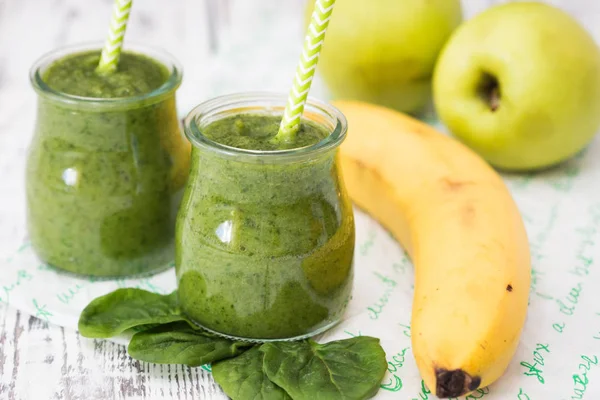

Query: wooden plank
0 304 228 399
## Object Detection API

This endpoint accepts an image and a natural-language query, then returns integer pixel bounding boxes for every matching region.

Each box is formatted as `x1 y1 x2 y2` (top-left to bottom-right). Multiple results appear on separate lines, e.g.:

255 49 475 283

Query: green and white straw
275 0 336 143
96 0 133 74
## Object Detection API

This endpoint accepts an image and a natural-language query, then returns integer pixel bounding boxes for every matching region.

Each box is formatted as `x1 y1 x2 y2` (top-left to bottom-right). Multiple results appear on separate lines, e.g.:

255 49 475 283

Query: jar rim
29 41 183 110
183 92 348 162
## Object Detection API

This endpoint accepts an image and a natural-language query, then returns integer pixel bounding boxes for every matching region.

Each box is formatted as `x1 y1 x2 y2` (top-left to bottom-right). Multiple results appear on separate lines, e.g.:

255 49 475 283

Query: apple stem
477 72 501 112
490 87 500 112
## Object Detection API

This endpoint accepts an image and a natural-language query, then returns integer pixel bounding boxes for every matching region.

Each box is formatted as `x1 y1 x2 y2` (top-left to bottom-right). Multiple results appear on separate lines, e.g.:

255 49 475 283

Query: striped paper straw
274 0 336 143
96 0 133 74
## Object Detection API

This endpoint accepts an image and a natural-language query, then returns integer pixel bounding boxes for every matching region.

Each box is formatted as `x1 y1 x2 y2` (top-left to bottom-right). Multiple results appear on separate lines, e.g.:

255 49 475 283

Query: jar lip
29 41 183 109
183 92 348 162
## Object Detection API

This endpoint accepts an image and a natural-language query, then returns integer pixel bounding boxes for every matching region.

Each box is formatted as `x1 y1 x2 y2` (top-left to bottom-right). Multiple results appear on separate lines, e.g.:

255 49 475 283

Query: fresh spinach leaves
78 288 388 400
128 321 251 367
260 337 388 400
212 346 292 400
78 288 186 338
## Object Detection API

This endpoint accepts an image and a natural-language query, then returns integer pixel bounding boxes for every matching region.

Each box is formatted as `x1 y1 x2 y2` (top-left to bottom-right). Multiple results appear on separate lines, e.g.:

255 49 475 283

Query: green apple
433 2 600 171
308 0 463 115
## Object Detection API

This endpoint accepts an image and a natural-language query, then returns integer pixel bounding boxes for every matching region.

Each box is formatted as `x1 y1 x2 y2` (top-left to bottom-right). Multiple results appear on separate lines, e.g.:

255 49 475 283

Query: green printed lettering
557 283 583 316
592 314 600 340
511 174 533 191
465 387 489 399
392 262 406 274
569 354 598 399
533 352 545 365
520 361 544 384
386 347 409 373
367 273 398 320
1 284 15 303
569 212 600 288
373 272 397 287
558 300 575 316
140 279 164 294
115 278 164 294
17 242 30 253
343 329 362 338
0 269 35 304
520 343 549 384
570 255 592 277
530 267 543 289
549 162 581 192
115 279 129 288
553 322 565 333
392 254 412 275
200 364 211 372
573 374 588 392
517 388 530 400
33 299 52 322
412 380 431 400
580 355 598 368
380 375 402 392
359 231 376 256
399 323 411 338
17 270 34 282
535 292 553 300
57 284 85 305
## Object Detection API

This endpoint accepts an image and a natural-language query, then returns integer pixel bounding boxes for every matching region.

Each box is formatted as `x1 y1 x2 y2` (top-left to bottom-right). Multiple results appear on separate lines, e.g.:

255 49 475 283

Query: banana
333 100 531 398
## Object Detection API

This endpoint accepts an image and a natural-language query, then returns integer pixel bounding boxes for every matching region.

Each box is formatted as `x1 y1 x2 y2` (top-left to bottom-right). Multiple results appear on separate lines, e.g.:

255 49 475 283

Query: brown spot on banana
352 158 385 182
506 284 513 292
409 124 434 138
440 177 475 192
353 159 366 171
462 204 476 226
435 368 481 398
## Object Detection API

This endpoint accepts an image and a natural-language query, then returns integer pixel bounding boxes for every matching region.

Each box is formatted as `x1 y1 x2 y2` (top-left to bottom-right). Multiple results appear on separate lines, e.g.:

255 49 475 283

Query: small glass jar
26 43 191 278
176 93 355 341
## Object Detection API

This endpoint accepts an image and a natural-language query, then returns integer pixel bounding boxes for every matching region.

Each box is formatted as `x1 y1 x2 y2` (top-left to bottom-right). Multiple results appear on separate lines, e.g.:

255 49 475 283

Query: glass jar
176 92 355 341
26 43 191 278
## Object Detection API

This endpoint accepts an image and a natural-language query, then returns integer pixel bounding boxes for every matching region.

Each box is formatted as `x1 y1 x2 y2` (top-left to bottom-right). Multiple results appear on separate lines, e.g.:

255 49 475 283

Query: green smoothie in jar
26 43 191 278
176 93 355 341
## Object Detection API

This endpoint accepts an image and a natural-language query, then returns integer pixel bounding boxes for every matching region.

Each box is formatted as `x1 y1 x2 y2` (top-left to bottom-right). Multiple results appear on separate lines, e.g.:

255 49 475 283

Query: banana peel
333 100 531 398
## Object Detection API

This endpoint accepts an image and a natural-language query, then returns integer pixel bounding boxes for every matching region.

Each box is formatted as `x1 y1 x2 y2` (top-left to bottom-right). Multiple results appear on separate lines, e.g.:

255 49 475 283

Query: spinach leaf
78 288 186 338
128 322 251 366
212 346 292 400
261 337 387 400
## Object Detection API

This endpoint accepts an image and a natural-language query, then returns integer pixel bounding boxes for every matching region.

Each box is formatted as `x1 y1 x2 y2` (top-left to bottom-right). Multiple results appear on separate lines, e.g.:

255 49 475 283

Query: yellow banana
333 100 531 398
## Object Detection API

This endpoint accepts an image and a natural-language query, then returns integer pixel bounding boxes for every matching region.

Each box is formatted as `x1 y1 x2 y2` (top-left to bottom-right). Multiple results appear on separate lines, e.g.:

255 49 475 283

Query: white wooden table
0 302 229 400
1 0 599 398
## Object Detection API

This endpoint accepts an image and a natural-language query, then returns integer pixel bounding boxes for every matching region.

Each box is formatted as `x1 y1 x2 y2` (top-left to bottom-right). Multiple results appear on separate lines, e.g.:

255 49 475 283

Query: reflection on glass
216 219 233 244
61 168 78 186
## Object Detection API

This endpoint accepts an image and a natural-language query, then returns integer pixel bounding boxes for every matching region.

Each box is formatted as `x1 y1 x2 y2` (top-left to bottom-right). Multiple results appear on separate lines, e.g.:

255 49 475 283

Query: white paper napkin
2 125 600 398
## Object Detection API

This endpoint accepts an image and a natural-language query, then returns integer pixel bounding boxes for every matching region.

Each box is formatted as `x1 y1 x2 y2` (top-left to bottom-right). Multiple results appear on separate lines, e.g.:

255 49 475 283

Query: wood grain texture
0 303 228 400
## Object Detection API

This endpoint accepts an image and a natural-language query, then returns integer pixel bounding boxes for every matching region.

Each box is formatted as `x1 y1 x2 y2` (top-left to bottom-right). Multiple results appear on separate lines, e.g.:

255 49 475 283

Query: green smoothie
202 114 328 150
26 48 191 277
176 112 355 340
43 51 167 98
